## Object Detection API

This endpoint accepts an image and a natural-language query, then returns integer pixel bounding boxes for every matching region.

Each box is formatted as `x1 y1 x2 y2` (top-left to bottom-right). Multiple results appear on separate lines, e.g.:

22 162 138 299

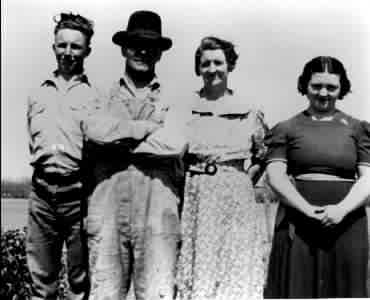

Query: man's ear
84 46 91 57
155 51 162 63
121 46 127 58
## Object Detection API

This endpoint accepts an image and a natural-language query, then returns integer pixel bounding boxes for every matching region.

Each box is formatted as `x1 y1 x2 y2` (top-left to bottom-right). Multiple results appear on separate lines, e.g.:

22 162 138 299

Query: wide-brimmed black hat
112 10 172 51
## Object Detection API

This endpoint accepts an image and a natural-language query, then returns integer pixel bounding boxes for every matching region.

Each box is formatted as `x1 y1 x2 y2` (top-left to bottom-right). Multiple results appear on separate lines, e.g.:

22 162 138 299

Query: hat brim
112 31 172 51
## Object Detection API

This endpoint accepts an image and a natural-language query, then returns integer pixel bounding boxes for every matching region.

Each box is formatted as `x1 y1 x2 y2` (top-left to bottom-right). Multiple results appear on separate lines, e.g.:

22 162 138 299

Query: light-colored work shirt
27 72 103 176
83 73 189 158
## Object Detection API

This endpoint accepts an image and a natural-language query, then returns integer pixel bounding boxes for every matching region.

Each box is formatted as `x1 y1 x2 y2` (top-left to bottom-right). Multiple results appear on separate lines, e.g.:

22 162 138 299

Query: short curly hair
195 36 239 76
53 12 94 45
297 56 351 99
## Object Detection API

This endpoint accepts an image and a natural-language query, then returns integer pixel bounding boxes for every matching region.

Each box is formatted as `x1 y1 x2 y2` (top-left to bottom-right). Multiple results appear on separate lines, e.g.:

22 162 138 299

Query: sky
2 0 370 180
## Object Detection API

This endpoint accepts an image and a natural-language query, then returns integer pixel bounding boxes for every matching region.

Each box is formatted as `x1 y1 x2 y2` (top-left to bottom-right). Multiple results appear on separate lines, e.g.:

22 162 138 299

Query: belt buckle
189 163 217 175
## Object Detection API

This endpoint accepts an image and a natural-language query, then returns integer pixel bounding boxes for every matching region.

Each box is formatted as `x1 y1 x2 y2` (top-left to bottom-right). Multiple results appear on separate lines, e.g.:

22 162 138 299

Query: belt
295 173 355 182
188 159 245 176
33 177 82 194
33 169 82 194
189 163 218 175
33 169 82 185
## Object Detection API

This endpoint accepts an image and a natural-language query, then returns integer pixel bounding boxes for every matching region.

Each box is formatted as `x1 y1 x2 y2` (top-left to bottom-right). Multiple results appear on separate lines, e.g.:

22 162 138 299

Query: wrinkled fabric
86 164 181 300
177 167 267 300
176 92 269 300
85 75 186 300
82 76 188 156
26 73 94 299
26 179 88 300
27 73 104 175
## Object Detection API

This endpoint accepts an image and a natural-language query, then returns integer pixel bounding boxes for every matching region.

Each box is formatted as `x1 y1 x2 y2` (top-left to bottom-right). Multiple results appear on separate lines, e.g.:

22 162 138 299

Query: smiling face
122 40 162 73
53 28 90 78
307 71 341 115
199 49 228 89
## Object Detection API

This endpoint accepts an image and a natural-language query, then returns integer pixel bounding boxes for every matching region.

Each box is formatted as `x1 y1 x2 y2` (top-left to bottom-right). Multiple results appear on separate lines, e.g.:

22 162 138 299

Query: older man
83 10 187 300
26 13 96 299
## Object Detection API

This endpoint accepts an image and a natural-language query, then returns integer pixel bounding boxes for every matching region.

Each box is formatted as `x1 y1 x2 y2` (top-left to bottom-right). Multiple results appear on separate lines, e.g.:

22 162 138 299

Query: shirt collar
41 71 90 89
119 72 161 97
198 87 234 98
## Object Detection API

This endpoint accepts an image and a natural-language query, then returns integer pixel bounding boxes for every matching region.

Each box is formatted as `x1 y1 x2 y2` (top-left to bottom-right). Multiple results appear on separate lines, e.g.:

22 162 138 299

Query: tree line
1 177 369 203
1 178 31 198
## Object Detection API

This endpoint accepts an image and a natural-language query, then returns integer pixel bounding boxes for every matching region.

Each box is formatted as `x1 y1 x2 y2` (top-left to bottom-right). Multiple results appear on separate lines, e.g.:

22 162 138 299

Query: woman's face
199 49 228 88
306 71 341 115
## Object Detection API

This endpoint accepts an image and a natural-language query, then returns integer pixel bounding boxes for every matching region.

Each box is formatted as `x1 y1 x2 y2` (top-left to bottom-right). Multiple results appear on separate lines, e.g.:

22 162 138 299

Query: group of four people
26 9 370 300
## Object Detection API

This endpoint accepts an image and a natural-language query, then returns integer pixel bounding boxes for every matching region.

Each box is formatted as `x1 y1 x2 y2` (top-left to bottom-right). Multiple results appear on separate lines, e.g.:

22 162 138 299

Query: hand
204 153 222 164
303 205 326 222
132 120 162 140
150 108 168 125
192 151 223 164
320 204 346 227
203 149 241 163
247 164 263 185
143 121 162 136
247 164 260 178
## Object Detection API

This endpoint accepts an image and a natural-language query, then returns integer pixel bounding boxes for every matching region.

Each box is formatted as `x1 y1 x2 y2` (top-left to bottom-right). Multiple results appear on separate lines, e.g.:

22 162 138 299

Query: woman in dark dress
264 56 370 298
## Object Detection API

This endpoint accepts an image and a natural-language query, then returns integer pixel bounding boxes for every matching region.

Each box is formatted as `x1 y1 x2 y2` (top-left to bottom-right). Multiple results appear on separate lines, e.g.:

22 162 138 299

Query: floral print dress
176 92 269 300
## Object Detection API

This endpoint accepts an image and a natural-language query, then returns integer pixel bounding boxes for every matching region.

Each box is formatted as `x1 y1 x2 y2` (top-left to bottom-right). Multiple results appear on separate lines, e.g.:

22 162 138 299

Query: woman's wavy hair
195 36 239 76
53 12 94 45
297 56 351 99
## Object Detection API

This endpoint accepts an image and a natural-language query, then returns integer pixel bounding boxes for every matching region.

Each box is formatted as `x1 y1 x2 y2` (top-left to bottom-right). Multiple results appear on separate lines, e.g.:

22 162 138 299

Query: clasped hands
305 204 347 227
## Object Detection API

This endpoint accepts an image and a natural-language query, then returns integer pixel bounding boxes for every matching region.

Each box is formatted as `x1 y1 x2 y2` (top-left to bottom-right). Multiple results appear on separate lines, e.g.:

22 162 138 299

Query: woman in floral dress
176 36 269 300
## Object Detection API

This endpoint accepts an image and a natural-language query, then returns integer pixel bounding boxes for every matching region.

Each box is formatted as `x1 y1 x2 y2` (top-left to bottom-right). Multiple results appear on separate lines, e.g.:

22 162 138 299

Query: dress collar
192 89 252 116
303 109 340 121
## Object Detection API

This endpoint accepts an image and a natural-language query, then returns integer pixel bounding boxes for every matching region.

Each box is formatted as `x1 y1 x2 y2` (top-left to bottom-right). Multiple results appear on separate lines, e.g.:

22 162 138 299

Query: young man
26 13 96 299
84 10 188 300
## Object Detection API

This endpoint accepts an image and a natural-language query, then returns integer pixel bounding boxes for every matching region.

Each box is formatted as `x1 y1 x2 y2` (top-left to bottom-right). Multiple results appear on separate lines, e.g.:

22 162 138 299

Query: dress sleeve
251 110 269 163
357 120 370 167
264 121 289 164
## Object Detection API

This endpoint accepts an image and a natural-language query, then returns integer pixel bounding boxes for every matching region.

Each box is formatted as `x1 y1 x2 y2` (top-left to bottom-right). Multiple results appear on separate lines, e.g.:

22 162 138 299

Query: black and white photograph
2 0 370 299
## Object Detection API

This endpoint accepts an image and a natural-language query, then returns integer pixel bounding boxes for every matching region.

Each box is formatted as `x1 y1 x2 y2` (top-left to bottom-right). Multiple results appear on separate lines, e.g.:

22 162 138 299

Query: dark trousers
26 175 89 300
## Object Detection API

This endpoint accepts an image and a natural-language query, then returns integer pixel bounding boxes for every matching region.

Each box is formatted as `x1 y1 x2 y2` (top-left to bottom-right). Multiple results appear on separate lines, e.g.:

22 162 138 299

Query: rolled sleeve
83 113 155 144
82 96 155 148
